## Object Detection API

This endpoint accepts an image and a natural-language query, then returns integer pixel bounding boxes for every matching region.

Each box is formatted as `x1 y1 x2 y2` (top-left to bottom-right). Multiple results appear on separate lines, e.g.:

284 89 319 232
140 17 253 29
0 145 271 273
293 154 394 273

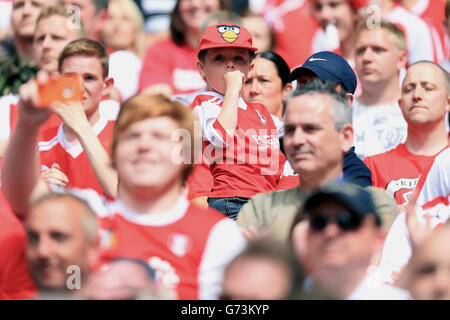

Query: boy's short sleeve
192 96 230 148
270 114 284 137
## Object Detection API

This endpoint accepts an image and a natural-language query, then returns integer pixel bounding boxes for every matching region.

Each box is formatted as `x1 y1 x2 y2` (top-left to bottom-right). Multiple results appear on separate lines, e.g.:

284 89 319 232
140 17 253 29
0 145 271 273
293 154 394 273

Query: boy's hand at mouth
224 70 245 95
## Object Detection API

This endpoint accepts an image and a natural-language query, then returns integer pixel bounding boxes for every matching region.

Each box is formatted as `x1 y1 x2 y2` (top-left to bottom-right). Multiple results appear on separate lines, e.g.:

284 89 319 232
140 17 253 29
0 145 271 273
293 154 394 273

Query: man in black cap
293 182 410 299
289 50 372 187
290 51 357 100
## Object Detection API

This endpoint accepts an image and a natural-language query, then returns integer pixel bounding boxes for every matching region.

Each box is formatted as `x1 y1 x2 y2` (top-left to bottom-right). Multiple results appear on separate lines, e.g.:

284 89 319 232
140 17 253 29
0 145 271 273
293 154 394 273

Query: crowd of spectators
0 0 449 301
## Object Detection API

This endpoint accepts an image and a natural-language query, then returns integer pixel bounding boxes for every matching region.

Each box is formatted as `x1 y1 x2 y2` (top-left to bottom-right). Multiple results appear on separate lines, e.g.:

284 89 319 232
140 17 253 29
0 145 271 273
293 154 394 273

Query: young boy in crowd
192 24 286 219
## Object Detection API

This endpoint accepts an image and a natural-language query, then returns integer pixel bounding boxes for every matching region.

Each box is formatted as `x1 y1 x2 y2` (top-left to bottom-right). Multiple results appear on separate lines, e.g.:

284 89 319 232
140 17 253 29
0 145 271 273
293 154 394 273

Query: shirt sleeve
197 218 246 299
192 100 230 148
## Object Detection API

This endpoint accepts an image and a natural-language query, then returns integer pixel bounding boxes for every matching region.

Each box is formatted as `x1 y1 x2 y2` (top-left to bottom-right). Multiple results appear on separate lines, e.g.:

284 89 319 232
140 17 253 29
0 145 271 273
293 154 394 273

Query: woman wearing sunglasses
289 182 411 300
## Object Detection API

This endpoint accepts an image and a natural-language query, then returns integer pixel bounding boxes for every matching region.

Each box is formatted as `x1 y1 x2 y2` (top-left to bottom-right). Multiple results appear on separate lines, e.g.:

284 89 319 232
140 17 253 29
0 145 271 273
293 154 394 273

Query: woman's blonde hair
356 18 406 52
102 0 145 57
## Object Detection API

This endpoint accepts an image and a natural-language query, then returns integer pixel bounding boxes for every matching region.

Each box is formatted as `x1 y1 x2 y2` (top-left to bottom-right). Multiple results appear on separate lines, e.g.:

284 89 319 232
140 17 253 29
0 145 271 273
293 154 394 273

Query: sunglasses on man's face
308 211 362 232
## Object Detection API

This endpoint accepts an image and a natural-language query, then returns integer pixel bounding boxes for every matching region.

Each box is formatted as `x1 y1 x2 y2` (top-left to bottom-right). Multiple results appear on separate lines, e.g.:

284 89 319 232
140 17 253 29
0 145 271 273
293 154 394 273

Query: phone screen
37 74 83 108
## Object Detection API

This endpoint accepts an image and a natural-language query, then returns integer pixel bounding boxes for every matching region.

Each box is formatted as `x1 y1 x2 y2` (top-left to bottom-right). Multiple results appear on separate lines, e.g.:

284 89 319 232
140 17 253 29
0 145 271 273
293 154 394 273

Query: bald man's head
400 61 450 127
25 193 98 291
407 61 450 95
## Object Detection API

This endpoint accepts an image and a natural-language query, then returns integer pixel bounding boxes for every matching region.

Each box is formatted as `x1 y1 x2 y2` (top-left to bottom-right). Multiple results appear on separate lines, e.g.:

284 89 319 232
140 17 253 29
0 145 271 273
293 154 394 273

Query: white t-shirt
352 99 407 159
303 272 411 300
347 271 411 300
108 50 142 101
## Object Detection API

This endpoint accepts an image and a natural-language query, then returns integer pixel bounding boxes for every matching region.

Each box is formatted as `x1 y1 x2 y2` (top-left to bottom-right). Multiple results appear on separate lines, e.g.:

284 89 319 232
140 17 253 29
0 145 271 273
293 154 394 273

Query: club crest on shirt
386 177 419 199
99 228 118 248
167 233 192 257
255 109 267 125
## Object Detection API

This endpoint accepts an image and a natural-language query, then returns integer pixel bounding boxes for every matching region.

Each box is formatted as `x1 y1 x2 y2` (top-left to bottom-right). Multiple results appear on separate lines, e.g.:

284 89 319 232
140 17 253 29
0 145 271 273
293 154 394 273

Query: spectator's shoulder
364 145 401 165
237 187 302 227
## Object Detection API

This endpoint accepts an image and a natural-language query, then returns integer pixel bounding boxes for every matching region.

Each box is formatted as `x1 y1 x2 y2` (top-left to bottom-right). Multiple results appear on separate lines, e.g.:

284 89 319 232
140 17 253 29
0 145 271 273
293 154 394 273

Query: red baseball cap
349 0 369 11
197 24 258 57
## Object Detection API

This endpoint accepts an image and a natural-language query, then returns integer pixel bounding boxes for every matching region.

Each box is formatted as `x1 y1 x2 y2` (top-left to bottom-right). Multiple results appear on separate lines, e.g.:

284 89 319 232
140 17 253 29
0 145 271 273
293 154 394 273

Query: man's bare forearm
1 119 43 215
76 124 118 198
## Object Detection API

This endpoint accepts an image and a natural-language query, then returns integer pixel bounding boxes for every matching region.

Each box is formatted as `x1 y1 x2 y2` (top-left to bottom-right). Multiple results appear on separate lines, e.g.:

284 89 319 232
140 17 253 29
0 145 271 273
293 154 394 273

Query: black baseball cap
289 51 357 94
303 182 381 225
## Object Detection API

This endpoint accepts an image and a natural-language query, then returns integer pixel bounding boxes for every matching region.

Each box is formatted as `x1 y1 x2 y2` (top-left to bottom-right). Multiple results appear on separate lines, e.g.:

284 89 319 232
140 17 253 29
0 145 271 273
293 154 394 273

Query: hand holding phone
37 74 83 108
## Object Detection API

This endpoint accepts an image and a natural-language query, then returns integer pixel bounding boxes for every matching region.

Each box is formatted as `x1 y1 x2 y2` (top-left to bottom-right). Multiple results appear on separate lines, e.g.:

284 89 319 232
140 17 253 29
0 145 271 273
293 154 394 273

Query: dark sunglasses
308 211 362 232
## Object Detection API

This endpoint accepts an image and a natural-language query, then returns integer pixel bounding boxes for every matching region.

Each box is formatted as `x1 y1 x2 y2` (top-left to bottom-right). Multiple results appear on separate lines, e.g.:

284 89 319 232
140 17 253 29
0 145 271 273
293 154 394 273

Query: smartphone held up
37 74 83 108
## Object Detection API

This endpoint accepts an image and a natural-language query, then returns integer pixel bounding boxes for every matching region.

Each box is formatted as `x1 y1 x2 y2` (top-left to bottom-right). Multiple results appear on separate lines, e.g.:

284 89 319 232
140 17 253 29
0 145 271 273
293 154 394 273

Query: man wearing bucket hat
191 23 287 219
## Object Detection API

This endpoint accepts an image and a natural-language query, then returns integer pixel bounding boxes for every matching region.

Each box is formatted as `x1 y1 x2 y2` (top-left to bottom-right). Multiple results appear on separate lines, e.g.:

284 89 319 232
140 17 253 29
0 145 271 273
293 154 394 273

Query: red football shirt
37 117 115 196
364 143 443 205
191 92 286 199
92 197 245 300
187 149 300 200
0 158 38 300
